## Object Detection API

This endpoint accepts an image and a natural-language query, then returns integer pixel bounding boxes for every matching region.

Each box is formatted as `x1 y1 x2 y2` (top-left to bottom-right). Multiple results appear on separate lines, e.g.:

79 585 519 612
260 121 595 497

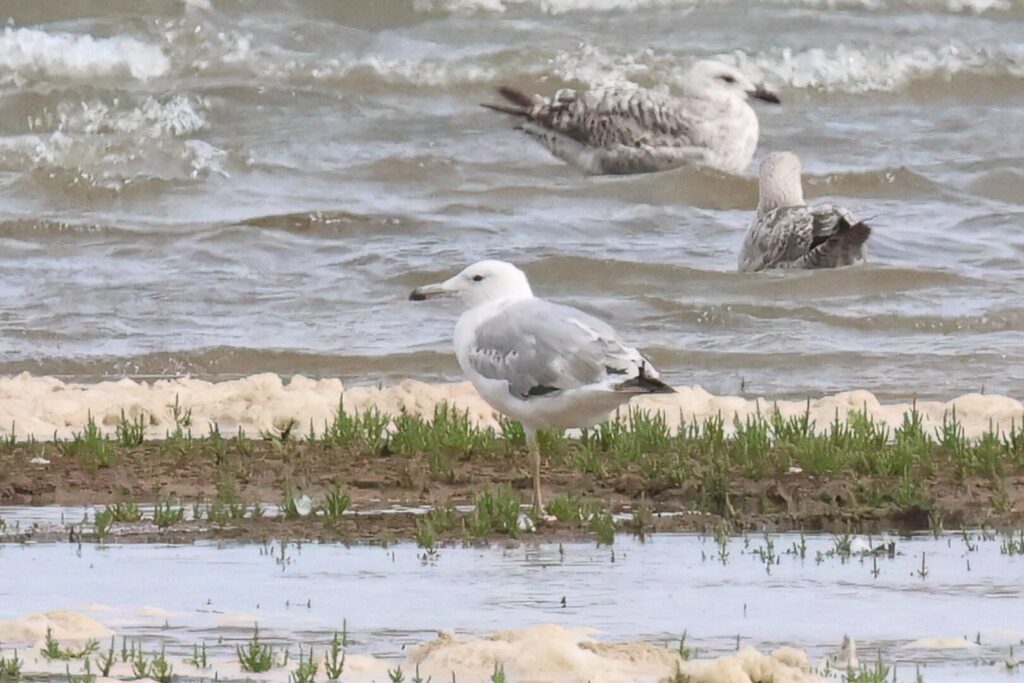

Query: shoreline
3 372 1022 545
2 409 1022 544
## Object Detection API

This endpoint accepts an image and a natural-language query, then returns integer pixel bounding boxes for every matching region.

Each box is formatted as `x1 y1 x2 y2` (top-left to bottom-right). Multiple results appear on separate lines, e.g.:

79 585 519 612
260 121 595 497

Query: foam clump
680 646 822 683
0 373 1020 442
407 624 824 683
0 611 112 646
903 636 977 650
0 372 343 440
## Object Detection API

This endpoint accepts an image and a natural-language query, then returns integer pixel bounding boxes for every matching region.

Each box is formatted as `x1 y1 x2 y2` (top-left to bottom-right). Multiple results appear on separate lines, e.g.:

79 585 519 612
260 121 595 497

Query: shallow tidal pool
2 522 1023 682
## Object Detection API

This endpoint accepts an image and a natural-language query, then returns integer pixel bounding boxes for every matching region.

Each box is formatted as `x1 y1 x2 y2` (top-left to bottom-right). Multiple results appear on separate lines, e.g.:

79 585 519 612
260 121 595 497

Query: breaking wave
0 27 169 85
0 95 226 196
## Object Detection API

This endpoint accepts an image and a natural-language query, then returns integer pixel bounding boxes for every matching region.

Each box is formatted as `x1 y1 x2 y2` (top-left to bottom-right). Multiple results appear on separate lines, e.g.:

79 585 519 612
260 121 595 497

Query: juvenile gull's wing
486 86 737 174
526 87 736 149
738 205 871 272
799 206 871 268
738 206 814 272
464 298 665 400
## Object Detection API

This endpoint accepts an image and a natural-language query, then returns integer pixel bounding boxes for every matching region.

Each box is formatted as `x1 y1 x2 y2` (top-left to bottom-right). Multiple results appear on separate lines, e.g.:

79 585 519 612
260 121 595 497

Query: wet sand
2 427 1021 544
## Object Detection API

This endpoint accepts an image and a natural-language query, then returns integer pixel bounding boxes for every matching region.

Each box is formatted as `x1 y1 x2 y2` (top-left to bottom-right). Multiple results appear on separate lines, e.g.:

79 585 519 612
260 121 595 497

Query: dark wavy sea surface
0 0 1022 399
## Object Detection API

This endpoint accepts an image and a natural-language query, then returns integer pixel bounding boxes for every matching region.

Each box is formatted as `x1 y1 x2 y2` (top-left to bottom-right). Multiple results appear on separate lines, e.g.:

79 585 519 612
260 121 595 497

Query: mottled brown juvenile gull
409 260 673 513
739 151 871 272
482 60 780 175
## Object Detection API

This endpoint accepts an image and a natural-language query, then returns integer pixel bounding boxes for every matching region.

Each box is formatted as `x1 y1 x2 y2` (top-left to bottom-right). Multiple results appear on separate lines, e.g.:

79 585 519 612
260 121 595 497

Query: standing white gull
739 151 871 272
482 60 780 175
409 260 673 512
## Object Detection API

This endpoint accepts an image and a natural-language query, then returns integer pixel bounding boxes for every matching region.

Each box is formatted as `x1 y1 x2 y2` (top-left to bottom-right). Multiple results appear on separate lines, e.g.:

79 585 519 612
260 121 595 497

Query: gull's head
409 259 533 309
757 151 805 217
681 60 780 106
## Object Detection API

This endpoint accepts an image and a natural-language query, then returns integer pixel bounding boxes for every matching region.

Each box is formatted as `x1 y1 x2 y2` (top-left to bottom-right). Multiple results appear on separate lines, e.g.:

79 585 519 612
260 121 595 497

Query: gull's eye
719 74 737 84
472 275 484 282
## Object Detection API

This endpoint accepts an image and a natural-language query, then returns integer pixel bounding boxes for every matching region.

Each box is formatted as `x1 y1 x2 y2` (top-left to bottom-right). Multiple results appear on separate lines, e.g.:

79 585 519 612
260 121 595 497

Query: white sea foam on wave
11 96 223 191
530 41 1021 95
0 27 169 84
309 56 498 88
414 0 692 13
184 139 229 178
720 43 1010 93
51 95 209 138
414 0 1014 13
546 44 663 89
301 41 1020 93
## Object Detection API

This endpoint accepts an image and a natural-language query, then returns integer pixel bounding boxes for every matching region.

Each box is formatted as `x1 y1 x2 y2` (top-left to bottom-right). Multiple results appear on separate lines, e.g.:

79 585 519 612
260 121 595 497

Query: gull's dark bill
750 84 781 104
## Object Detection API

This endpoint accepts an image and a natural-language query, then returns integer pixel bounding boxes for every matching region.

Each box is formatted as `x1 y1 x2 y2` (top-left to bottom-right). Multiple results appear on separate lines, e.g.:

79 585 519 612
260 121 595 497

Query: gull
482 59 780 175
409 260 673 512
739 151 871 272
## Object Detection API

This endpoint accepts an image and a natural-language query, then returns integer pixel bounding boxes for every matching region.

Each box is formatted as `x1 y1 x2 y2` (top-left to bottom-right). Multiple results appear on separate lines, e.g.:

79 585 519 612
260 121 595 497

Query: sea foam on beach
1 373 1020 442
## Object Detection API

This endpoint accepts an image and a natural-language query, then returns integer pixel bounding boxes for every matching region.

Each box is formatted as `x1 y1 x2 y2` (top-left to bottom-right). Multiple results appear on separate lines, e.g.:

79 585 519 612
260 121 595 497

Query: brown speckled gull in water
482 60 780 175
739 151 871 272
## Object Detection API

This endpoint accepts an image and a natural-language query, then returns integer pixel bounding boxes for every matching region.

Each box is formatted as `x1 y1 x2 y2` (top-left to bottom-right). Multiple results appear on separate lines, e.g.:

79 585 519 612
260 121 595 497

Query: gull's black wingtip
409 290 426 301
649 380 677 395
615 362 676 394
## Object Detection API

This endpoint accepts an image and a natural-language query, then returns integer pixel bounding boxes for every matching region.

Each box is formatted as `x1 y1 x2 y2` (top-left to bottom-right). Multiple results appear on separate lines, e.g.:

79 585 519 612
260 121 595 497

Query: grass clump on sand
415 504 458 549
0 650 23 680
106 500 142 523
58 414 116 471
131 646 174 683
17 399 1024 485
40 628 98 661
321 486 350 524
153 499 185 529
466 486 520 538
323 626 347 681
289 646 318 683
237 625 274 673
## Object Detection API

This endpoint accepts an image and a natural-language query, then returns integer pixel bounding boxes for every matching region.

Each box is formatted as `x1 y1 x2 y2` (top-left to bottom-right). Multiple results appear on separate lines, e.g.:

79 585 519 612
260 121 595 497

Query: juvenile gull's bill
483 60 780 175
739 151 871 272
409 260 673 512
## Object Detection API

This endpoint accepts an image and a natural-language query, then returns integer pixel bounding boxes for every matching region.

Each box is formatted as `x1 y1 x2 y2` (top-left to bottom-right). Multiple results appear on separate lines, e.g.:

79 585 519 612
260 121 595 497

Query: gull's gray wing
739 205 871 272
465 299 665 400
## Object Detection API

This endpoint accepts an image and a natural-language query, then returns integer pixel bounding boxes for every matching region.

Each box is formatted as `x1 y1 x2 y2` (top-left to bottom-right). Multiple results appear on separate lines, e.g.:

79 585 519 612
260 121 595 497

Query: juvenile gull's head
757 151 805 217
681 60 780 106
409 259 534 309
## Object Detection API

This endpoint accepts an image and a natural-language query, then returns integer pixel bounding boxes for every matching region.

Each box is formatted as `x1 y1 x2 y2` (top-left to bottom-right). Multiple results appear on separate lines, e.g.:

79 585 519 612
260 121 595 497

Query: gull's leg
525 428 542 515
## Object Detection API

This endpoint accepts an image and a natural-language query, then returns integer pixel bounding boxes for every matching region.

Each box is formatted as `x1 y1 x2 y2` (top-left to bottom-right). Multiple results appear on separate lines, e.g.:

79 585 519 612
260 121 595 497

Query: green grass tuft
237 625 274 673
